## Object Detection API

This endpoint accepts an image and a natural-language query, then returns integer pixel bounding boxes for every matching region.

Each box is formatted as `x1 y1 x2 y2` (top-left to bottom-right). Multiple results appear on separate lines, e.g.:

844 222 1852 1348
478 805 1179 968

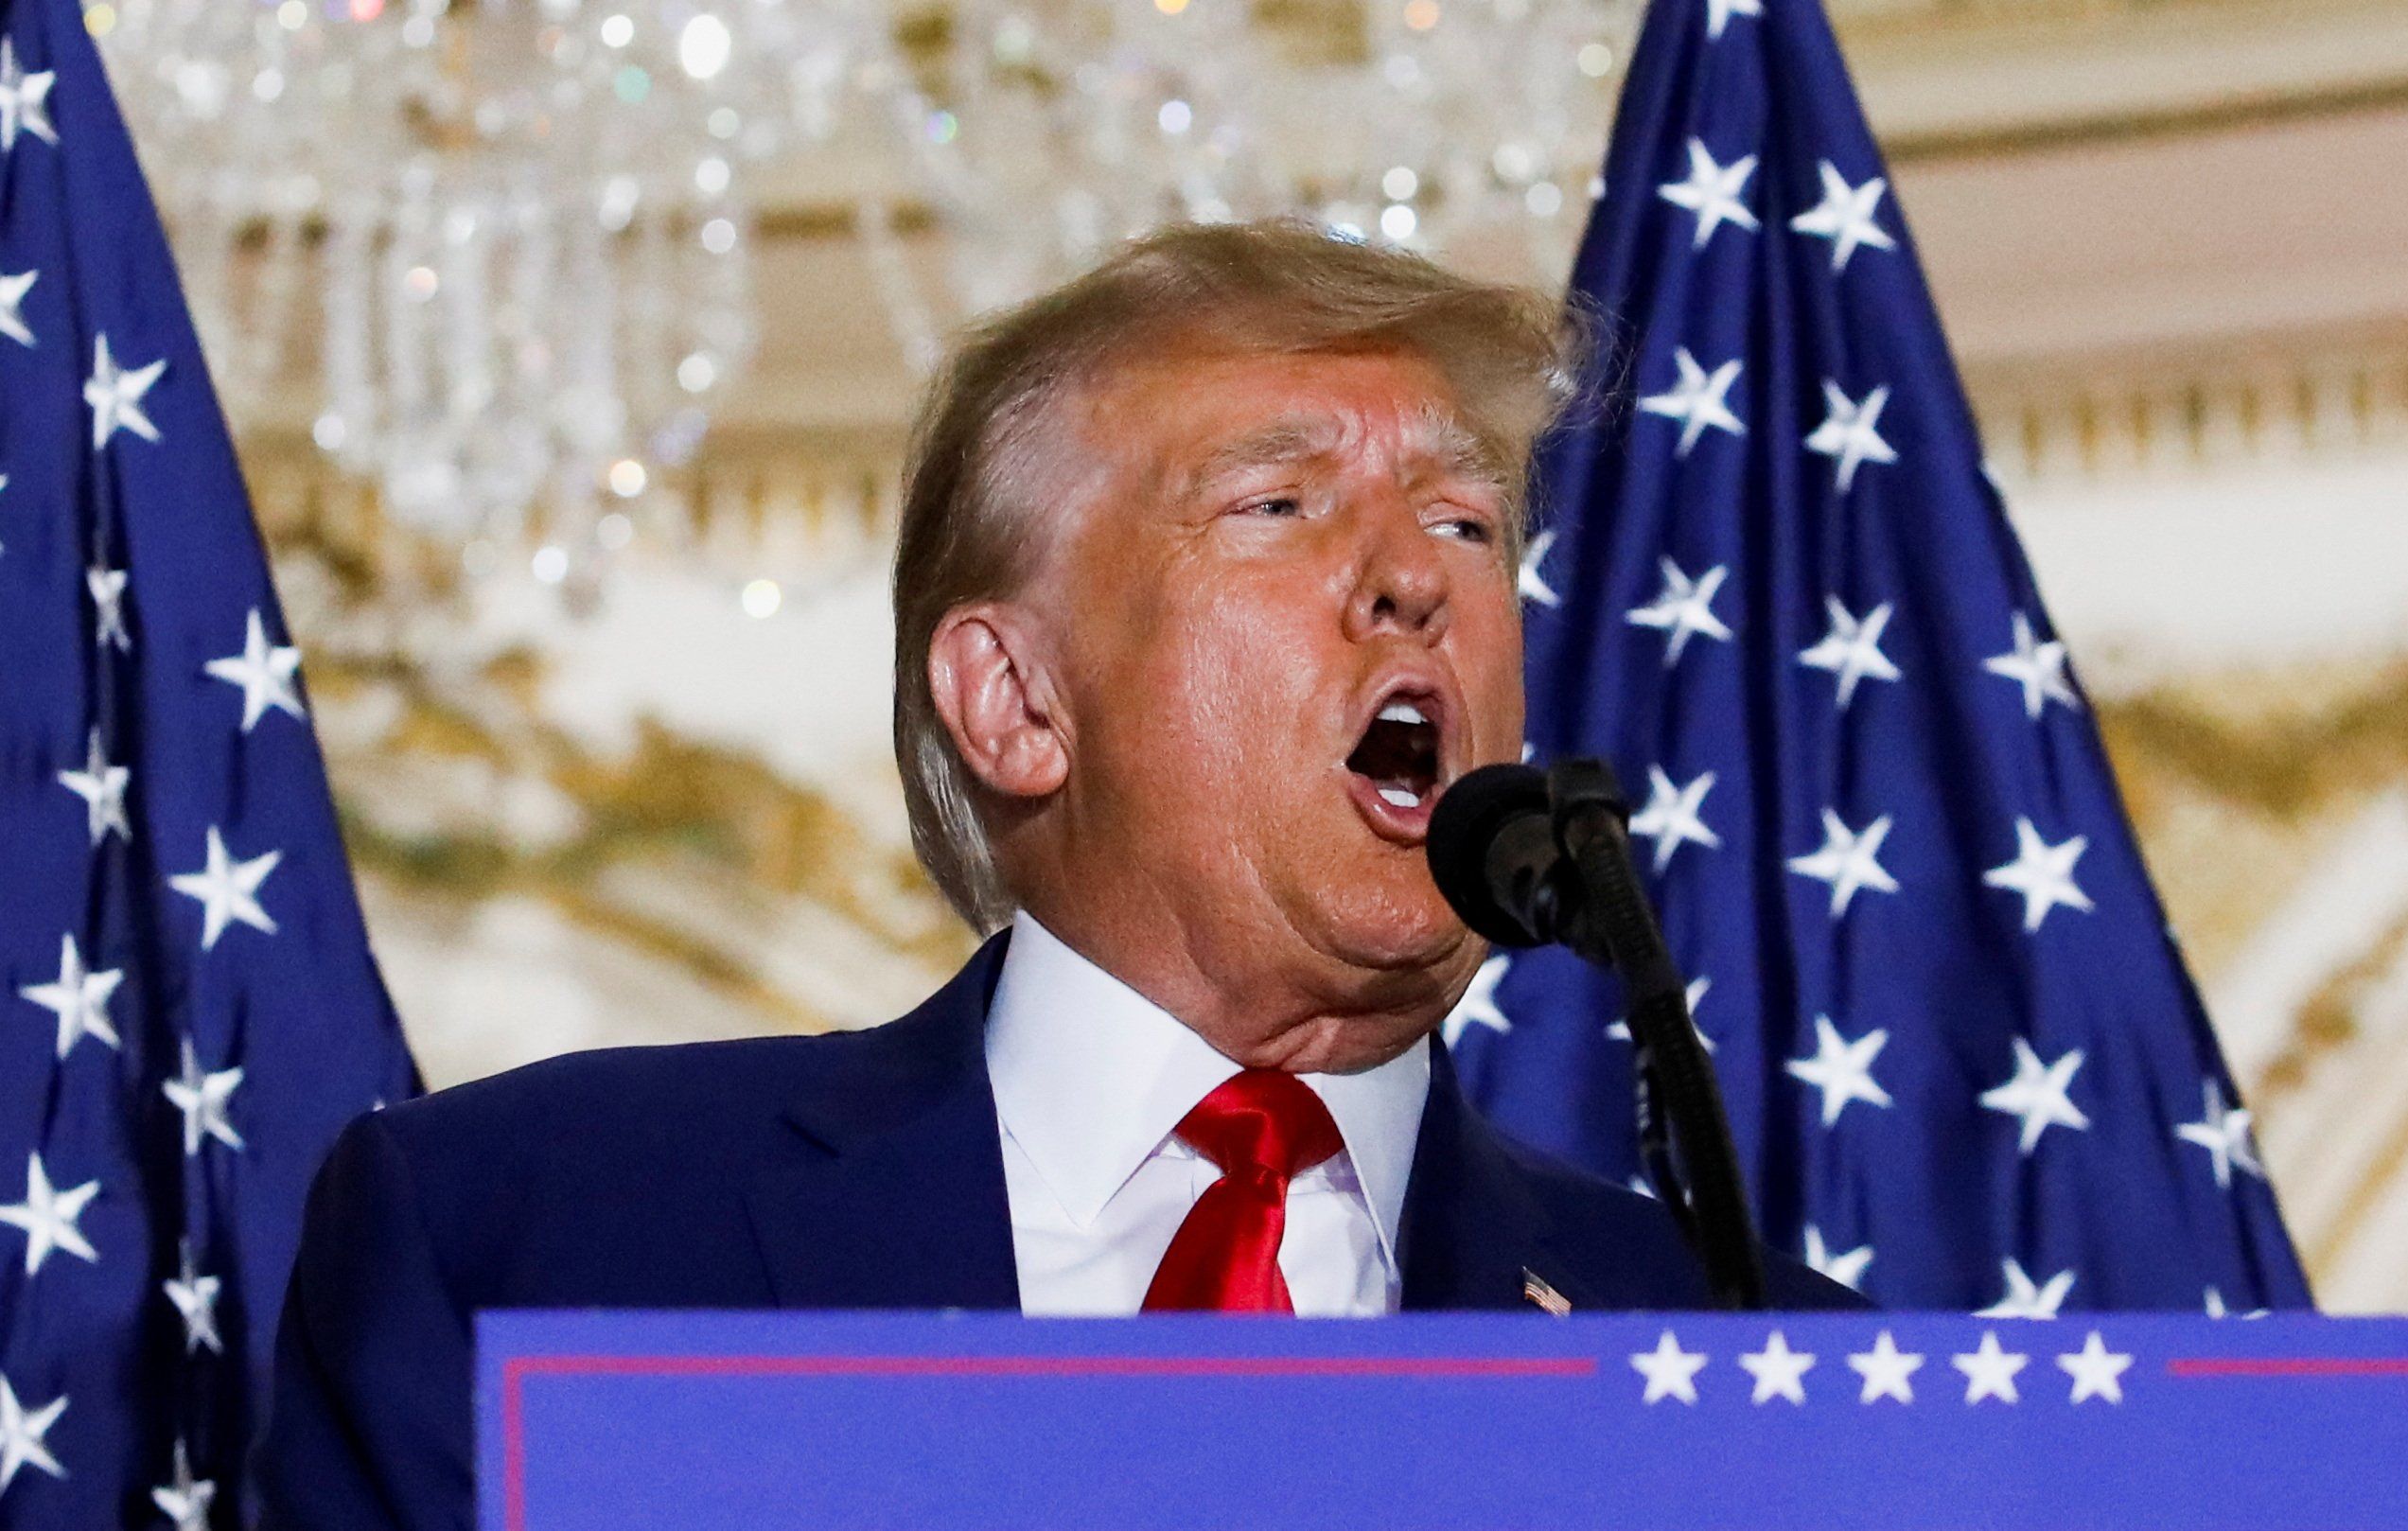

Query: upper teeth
1379 701 1429 726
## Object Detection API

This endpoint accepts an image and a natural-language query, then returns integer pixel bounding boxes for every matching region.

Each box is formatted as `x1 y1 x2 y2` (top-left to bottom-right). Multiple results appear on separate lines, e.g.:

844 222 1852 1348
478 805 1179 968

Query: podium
480 1311 2408 1529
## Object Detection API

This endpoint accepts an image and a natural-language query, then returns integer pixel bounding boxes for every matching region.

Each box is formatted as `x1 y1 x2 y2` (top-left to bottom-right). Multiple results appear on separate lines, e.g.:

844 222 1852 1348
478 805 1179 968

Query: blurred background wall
91 0 2408 1308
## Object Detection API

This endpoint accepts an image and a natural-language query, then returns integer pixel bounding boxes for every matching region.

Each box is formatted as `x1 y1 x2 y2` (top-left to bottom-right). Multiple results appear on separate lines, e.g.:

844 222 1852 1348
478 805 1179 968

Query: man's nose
1341 495 1451 644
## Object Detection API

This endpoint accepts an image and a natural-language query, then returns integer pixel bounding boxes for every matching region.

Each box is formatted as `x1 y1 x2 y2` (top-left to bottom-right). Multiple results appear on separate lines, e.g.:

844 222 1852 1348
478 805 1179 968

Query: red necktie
1142 1069 1345 1313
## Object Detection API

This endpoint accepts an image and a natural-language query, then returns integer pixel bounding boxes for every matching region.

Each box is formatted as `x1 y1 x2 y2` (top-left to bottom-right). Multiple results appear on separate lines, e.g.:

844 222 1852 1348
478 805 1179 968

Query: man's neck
1006 893 1443 1075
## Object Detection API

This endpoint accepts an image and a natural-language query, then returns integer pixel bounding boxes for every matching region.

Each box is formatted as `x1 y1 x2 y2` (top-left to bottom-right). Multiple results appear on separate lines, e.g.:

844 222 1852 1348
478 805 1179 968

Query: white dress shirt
985 912 1431 1317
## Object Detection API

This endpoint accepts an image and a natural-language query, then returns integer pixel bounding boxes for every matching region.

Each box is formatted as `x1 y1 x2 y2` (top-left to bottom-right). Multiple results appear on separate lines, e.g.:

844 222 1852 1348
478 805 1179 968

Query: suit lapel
1398 1043 1596 1312
744 936 1023 1311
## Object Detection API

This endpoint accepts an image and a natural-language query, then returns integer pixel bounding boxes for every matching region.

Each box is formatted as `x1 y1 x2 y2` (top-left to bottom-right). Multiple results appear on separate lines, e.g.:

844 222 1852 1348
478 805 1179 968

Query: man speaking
257 221 1855 1528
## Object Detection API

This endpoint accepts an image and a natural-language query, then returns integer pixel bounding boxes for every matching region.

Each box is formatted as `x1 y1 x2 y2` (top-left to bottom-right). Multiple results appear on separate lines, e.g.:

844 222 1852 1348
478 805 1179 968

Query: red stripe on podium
2168 1358 2408 1378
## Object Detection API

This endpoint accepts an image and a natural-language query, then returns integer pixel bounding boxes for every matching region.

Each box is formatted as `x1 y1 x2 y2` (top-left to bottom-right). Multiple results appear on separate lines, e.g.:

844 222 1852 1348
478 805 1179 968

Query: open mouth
1345 695 1444 816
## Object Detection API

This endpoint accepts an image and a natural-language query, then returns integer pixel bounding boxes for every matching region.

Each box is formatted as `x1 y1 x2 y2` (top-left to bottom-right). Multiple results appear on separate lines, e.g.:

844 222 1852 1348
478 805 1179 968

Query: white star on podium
1953 1331 2030 1404
1739 1330 1816 1405
1848 1330 1923 1404
2058 1331 2133 1404
1631 1330 1708 1405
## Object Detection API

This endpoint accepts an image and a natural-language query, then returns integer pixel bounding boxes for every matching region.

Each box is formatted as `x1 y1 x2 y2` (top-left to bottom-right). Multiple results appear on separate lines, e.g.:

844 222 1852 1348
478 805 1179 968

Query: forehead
1081 344 1493 495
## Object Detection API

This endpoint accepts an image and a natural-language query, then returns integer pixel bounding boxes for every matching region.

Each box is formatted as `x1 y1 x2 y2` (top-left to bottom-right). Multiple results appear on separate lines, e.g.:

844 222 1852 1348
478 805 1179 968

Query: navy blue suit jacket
255 935 1860 1528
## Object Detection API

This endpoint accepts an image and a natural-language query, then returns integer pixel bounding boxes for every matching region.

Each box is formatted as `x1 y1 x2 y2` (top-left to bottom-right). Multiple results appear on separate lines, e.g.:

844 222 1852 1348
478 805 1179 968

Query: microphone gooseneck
1427 759 1769 1311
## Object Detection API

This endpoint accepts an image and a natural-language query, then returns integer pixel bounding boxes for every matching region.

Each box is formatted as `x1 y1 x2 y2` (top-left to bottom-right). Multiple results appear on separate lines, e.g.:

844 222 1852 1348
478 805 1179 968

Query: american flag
1445 0 2311 1314
0 0 417 1522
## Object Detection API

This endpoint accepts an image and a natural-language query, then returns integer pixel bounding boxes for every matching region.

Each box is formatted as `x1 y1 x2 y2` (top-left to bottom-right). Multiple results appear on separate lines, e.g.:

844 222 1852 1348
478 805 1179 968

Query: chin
1303 876 1473 978
1294 1013 1441 1076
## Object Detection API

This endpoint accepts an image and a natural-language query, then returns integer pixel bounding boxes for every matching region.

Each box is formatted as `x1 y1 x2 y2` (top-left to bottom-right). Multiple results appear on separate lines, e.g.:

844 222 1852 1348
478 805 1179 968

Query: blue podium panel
478 1311 2408 1531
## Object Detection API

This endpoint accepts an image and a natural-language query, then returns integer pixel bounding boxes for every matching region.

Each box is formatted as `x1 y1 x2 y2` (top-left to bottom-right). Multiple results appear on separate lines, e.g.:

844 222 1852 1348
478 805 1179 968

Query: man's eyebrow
1182 416 1345 496
1176 404 1509 499
1410 402 1511 496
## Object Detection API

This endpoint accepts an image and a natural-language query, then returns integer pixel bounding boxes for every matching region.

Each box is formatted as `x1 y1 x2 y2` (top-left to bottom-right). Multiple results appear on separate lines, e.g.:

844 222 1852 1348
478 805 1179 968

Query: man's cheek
1189 598 1325 708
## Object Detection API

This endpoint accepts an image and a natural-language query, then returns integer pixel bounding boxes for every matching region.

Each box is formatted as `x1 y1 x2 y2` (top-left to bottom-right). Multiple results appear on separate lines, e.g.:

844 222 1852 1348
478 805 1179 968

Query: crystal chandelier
91 0 871 575
90 0 1637 588
870 0 1640 361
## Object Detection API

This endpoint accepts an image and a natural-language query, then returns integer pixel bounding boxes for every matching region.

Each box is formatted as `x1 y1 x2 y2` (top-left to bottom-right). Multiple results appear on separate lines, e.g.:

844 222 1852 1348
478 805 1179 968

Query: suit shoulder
387 1000 956 1139
377 939 1004 1155
381 1034 791 1146
365 1005 963 1203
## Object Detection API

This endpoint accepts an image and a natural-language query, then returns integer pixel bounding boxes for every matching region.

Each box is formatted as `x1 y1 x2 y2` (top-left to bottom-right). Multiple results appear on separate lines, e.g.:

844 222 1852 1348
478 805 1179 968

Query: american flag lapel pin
1520 1269 1573 1316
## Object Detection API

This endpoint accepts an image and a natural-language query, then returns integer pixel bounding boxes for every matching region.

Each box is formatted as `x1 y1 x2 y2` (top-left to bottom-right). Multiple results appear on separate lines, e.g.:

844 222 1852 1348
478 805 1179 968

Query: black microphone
1426 758 1769 1311
1426 763 1568 948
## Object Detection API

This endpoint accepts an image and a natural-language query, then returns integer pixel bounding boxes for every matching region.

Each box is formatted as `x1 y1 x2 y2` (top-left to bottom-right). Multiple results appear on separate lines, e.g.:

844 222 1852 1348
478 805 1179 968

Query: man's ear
927 604 1070 802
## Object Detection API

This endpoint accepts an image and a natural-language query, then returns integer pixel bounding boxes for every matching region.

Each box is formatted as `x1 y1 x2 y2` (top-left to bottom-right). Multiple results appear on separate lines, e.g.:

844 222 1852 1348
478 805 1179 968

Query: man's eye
1432 516 1495 544
1242 497 1303 518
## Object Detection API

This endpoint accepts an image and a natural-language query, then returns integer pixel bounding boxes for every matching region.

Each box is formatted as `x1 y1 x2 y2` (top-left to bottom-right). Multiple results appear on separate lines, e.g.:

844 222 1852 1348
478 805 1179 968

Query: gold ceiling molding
243 424 909 567
1974 335 2408 487
1831 0 2388 44
1880 75 2408 167
741 92 2408 243
735 78 2408 245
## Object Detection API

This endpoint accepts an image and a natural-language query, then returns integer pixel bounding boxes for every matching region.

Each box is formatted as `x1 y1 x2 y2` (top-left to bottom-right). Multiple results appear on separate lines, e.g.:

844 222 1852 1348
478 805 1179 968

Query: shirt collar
984 911 1430 1270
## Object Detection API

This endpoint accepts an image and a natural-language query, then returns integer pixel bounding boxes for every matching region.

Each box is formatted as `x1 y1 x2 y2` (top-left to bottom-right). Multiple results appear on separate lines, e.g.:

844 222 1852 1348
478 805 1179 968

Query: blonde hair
891 220 1591 931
